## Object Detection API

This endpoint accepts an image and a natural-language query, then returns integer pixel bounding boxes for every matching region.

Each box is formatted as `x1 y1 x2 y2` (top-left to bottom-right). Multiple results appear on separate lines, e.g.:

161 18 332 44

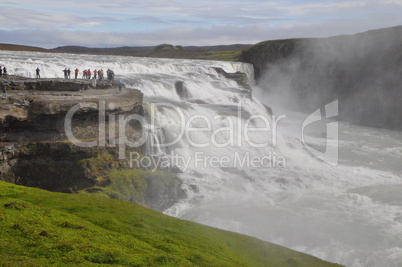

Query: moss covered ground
80 169 182 207
0 181 343 266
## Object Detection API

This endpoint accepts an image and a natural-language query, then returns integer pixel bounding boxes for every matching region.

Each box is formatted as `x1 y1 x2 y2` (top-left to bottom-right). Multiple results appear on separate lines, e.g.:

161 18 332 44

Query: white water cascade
1 50 402 267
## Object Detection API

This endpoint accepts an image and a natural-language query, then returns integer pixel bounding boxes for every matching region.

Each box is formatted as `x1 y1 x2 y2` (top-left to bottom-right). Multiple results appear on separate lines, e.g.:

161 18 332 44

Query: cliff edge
0 76 184 211
240 26 402 130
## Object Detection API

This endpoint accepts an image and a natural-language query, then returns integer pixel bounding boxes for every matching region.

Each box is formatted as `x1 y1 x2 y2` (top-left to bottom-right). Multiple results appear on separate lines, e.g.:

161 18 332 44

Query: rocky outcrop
1 142 105 192
240 26 402 130
175 81 188 99
0 78 143 142
213 67 252 91
0 76 184 211
0 77 144 189
240 39 301 80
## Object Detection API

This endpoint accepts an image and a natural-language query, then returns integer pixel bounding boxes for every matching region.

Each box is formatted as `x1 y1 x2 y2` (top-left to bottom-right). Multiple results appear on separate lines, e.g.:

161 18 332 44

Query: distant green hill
0 181 342 266
0 43 47 52
49 44 251 61
0 43 251 61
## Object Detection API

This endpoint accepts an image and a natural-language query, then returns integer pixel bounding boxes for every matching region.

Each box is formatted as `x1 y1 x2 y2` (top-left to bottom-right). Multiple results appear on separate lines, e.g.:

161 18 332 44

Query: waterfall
143 125 166 156
1 50 402 267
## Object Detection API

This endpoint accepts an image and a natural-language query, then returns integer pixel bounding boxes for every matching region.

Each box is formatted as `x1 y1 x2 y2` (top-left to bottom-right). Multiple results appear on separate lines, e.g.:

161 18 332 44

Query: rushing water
1 51 402 267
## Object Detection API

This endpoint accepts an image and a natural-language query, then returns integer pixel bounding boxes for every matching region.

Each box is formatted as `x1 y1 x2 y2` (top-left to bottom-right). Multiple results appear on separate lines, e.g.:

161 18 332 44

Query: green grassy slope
0 181 343 266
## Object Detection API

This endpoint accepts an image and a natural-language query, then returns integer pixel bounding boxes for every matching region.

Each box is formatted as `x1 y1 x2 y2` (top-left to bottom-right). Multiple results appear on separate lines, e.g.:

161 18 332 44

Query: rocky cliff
240 26 402 130
0 76 184 211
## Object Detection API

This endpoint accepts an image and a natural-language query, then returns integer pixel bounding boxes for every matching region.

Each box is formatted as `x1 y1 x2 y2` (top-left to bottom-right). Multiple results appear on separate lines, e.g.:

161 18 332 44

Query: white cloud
1 16 401 49
0 7 72 29
0 7 108 30
380 0 402 6
151 6 184 11
77 22 103 27
0 0 401 47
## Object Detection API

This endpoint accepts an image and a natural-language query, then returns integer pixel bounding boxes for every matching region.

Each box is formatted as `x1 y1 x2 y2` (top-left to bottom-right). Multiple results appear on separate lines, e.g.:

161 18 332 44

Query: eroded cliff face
240 26 402 130
240 39 302 80
0 76 184 211
0 79 143 142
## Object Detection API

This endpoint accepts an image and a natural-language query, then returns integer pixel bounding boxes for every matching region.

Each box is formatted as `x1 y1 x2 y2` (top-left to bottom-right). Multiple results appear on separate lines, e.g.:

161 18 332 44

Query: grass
87 169 184 211
81 169 151 203
0 181 343 266
79 153 118 180
85 169 180 203
194 50 243 61
98 169 148 202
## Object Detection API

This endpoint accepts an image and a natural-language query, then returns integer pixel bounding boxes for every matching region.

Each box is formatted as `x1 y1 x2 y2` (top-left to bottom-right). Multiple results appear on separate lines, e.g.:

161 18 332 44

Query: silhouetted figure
36 67 40 78
118 81 123 92
63 68 68 79
107 69 114 81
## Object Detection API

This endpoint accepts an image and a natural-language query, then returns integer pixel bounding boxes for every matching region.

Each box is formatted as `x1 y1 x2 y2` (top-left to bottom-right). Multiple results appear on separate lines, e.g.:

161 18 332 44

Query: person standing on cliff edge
118 81 124 93
74 68 79 79
36 67 40 78
63 68 68 79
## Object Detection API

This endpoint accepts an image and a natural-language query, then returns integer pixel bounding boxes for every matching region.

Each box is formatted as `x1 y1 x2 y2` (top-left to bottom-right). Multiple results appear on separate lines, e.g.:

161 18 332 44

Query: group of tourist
60 68 115 81
1 66 121 100
33 67 116 81
0 66 8 77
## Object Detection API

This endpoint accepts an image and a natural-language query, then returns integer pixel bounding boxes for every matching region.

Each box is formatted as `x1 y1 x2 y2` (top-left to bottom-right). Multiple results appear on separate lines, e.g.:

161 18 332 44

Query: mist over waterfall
243 27 402 131
1 50 402 267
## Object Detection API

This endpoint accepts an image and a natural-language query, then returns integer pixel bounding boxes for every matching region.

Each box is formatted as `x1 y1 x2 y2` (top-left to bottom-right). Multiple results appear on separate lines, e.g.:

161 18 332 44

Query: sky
0 0 402 48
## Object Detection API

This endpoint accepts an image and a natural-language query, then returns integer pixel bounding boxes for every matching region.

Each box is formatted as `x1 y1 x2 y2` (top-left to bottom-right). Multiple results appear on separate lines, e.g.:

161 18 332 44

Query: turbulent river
1 51 402 267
